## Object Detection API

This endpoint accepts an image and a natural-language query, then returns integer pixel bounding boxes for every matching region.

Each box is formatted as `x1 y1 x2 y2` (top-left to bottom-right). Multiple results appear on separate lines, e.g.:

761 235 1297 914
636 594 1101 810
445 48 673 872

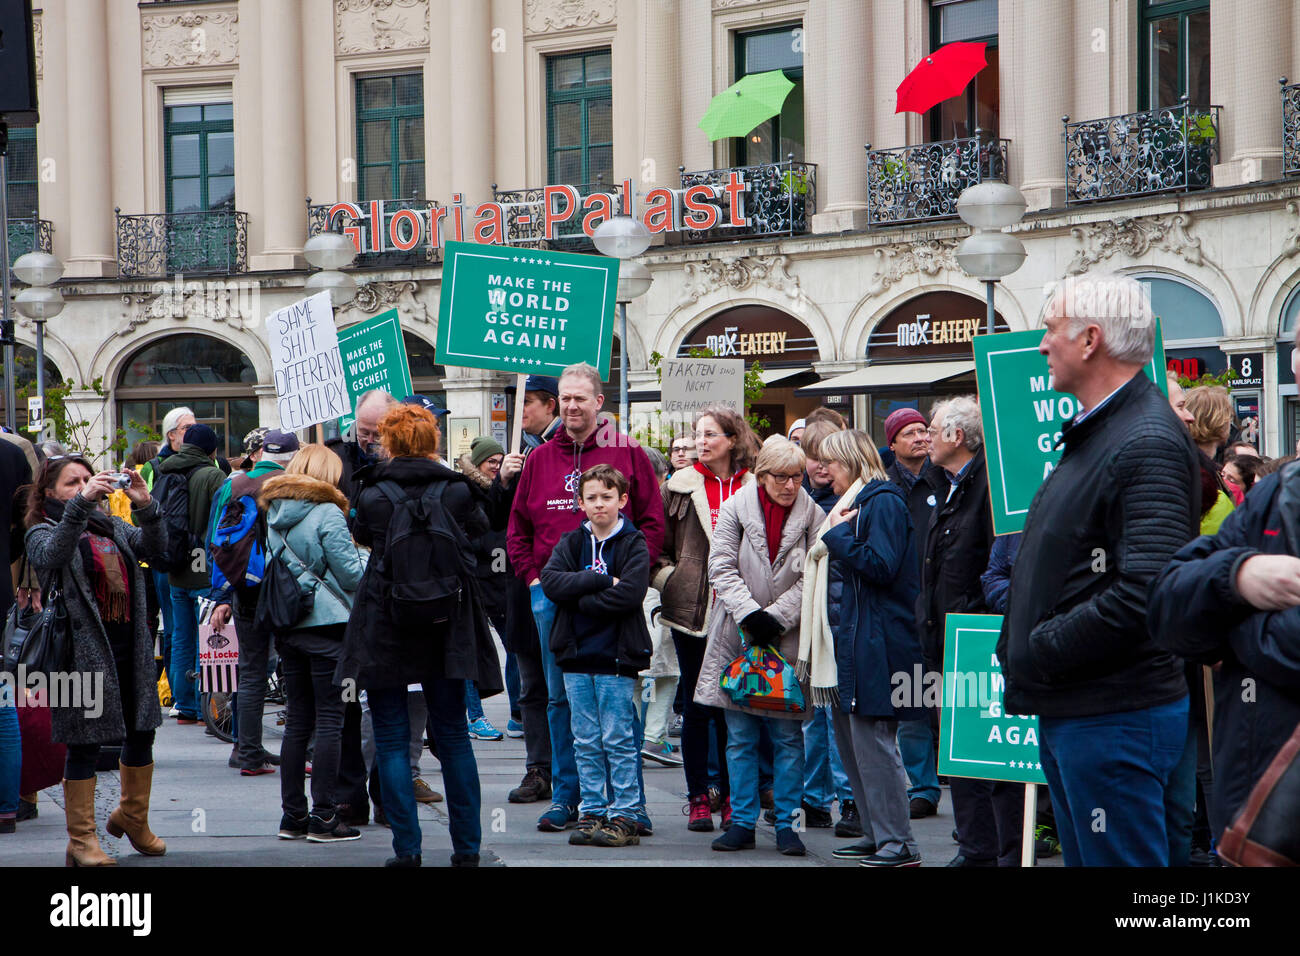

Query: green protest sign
336 309 414 432
436 240 619 378
974 321 1167 535
937 614 1046 785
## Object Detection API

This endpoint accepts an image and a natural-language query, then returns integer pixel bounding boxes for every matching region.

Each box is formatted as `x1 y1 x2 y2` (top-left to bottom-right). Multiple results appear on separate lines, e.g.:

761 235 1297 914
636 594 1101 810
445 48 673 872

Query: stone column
678 0 713 171
63 0 116 277
640 0 681 191
811 0 870 232
250 0 306 270
1215 0 1290 185
449 0 494 209
1010 0 1070 210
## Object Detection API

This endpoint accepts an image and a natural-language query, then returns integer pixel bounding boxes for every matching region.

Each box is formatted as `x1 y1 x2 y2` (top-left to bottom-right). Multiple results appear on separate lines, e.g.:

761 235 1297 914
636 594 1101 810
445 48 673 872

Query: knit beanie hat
470 435 505 467
183 423 219 456
884 408 927 446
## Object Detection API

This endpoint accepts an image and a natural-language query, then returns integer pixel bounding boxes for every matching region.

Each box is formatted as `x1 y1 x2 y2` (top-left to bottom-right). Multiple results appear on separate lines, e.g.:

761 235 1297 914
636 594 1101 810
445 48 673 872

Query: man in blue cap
401 393 450 441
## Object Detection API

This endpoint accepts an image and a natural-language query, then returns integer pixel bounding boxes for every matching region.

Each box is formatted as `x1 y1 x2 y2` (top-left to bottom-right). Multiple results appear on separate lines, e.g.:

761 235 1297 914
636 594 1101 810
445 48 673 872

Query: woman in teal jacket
257 445 367 843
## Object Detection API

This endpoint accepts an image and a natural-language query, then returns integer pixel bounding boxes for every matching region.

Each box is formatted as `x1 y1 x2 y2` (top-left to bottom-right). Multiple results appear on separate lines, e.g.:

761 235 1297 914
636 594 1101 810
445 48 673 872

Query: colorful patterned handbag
720 641 806 714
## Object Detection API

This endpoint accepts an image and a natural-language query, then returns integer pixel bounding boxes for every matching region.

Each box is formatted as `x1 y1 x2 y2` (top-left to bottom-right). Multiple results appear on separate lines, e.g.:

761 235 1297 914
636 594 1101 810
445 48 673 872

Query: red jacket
507 421 665 585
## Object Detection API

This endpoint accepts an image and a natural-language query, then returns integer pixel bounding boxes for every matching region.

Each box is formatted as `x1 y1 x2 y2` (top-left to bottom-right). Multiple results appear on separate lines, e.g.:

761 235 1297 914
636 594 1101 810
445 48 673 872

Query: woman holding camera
24 456 166 866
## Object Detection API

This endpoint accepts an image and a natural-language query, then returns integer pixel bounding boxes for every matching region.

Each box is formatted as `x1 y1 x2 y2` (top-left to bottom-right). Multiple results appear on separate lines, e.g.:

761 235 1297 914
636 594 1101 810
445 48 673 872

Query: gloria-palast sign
436 241 619 378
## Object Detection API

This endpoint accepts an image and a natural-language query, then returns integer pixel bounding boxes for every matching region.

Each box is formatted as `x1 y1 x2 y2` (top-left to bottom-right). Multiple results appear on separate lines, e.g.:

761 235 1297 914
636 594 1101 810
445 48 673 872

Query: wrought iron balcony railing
6 216 53 266
1065 101 1221 204
306 198 441 268
492 182 624 252
115 208 248 277
678 156 816 242
865 134 1008 226
1282 79 1300 177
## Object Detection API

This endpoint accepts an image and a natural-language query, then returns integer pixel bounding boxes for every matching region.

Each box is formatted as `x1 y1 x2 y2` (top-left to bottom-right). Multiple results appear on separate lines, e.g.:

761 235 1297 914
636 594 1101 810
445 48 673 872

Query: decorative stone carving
1065 213 1205 275
338 280 432 324
335 0 429 55
524 0 616 35
118 277 259 334
677 255 806 309
864 239 959 296
712 0 771 8
1282 200 1300 258
32 14 41 78
142 10 239 68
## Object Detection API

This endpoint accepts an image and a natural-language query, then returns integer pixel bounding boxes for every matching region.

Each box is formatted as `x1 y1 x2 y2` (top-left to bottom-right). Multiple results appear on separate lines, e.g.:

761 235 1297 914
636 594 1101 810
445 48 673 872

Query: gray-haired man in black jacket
997 272 1200 867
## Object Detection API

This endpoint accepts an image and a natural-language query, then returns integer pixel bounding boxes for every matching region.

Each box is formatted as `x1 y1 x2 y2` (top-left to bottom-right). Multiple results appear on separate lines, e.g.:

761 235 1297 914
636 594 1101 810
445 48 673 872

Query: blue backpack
210 474 269 593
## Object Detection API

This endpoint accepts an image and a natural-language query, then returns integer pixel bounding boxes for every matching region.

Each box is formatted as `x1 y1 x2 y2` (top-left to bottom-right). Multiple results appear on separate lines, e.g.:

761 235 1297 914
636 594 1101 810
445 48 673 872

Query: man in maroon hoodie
507 363 665 831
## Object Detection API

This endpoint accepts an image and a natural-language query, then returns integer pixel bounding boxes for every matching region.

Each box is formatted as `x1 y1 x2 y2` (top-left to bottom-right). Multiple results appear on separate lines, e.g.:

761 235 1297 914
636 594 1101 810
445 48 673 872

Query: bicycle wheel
202 690 235 743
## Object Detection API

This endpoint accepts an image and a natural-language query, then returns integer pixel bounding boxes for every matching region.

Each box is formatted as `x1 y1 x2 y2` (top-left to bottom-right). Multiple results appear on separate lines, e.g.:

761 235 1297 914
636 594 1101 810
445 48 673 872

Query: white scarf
797 478 864 708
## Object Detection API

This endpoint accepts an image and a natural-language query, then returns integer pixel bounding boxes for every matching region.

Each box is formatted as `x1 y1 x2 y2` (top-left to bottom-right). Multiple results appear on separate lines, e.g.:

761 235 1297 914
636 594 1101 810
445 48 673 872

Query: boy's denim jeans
370 678 481 860
0 682 19 817
724 710 804 831
530 584 579 808
803 706 853 809
564 672 642 818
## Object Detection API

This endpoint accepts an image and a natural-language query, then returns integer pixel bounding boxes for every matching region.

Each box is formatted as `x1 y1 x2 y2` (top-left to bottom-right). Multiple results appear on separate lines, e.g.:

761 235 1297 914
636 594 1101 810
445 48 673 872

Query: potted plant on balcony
1183 111 1218 187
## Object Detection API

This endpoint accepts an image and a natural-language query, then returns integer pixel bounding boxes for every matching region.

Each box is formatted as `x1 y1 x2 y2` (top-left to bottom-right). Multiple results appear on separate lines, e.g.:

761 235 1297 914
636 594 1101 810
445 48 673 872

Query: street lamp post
13 251 65 440
303 232 359 307
591 215 653 426
955 182 1029 335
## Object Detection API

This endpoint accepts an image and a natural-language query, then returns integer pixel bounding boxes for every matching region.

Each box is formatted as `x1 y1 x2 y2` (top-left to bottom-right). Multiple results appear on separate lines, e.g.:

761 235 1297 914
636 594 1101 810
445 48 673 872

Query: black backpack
150 464 205 573
376 479 473 629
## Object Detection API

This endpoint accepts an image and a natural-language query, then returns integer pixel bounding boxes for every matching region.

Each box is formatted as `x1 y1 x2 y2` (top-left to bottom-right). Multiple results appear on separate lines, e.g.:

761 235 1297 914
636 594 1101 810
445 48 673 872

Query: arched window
403 331 446 408
116 333 257 461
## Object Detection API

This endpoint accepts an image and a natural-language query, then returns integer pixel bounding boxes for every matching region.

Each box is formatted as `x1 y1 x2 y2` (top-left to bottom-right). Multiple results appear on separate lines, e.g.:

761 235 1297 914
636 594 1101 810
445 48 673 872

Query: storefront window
403 331 446 408
0 346 63 430
1135 275 1224 379
929 0 999 141
734 24 804 165
116 333 257 461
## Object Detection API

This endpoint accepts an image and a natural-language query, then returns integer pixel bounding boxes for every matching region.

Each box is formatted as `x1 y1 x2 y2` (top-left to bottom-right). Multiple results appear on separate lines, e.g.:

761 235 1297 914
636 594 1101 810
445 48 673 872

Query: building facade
9 0 1300 459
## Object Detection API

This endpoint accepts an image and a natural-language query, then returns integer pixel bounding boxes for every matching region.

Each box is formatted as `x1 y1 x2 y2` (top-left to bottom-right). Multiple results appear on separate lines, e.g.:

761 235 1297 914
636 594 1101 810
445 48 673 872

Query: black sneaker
835 800 864 838
228 749 239 769
568 814 606 846
337 803 370 827
945 853 995 867
831 840 878 860
15 799 37 822
801 801 833 828
860 848 922 867
385 854 421 867
277 813 309 840
508 767 552 804
909 797 937 819
306 812 362 843
776 829 806 856
258 749 282 767
711 825 756 851
450 853 479 867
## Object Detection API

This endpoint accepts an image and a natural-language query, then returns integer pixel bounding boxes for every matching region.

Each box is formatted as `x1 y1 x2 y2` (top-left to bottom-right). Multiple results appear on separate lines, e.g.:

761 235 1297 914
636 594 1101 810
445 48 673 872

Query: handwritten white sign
661 358 744 419
266 291 351 430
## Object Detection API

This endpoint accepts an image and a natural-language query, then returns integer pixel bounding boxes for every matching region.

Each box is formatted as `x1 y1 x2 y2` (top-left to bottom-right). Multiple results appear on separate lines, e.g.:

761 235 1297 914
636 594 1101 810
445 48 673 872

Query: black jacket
1149 464 1300 837
888 458 939 580
337 456 504 695
540 517 653 678
917 450 994 670
326 435 375 511
997 371 1200 718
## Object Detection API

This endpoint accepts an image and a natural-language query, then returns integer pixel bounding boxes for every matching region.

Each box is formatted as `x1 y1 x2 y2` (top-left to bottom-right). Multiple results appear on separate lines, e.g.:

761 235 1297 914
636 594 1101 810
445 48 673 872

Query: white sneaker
168 705 180 718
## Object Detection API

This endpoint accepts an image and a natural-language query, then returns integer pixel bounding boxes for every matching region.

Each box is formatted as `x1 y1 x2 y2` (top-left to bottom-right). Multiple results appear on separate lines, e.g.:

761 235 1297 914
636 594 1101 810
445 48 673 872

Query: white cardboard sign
661 358 745 420
266 291 352 430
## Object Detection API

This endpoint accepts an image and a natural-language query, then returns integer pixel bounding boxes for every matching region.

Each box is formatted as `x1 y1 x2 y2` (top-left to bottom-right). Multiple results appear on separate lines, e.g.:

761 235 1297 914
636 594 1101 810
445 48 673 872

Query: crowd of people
1 271 1296 868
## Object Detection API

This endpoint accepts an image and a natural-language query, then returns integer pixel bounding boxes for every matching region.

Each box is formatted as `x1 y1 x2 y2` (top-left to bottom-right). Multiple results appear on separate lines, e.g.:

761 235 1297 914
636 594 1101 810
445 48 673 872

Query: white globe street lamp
12 251 66 437
592 215 654 425
303 231 359 307
955 182 1029 335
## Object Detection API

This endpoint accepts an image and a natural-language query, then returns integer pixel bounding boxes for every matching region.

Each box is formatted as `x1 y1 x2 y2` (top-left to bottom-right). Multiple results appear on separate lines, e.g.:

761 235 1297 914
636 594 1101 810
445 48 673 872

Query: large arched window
116 333 258 461
1 346 64 430
403 331 446 408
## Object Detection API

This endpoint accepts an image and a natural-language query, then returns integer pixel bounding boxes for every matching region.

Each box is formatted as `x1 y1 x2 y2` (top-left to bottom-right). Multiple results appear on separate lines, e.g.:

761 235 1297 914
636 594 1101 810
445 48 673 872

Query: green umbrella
698 70 796 142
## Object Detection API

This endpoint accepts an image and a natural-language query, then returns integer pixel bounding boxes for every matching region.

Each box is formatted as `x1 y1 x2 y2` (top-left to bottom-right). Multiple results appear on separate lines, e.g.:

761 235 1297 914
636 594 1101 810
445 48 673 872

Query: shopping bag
720 642 806 714
199 615 240 694
18 691 67 794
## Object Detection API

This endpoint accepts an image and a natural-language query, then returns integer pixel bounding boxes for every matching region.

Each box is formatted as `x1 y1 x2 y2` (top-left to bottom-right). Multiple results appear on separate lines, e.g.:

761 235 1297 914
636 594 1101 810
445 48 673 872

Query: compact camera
109 473 132 489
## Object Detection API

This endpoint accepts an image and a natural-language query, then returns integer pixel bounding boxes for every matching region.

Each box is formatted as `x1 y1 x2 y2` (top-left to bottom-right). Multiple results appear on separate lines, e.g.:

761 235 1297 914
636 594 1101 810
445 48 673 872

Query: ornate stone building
10 0 1300 456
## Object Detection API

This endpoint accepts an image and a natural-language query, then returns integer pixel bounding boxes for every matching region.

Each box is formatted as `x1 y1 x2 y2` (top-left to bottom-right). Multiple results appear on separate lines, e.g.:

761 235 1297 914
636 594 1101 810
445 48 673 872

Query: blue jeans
168 586 205 719
897 717 941 808
505 652 521 717
564 673 642 818
465 680 484 722
370 678 481 860
530 584 578 808
1039 696 1190 867
153 570 174 686
0 682 19 817
1164 713 1199 867
803 707 853 810
724 711 805 831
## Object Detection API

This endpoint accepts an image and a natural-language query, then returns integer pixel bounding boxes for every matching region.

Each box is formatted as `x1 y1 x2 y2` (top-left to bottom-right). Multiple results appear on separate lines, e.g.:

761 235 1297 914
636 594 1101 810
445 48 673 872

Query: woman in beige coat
696 438 821 856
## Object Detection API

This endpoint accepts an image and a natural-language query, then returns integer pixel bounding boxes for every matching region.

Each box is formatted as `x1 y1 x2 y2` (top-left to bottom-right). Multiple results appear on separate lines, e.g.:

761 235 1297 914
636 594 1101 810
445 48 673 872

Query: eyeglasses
695 431 727 441
767 472 803 485
485 456 504 467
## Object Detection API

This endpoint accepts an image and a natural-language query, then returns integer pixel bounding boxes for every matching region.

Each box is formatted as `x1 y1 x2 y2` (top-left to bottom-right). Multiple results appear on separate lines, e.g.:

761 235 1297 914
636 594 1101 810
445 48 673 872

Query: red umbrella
895 41 988 115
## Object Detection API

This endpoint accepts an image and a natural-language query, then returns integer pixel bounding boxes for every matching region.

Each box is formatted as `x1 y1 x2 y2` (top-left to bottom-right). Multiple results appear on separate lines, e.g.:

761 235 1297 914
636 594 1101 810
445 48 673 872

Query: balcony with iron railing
1282 78 1300 177
491 181 624 253
6 215 53 266
1064 100 1221 204
678 155 816 242
865 133 1009 226
306 197 441 268
115 208 248 277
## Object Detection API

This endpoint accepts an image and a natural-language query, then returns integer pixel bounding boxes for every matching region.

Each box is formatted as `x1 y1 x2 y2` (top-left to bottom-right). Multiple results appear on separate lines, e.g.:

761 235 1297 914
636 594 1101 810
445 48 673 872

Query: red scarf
86 532 131 623
757 485 792 564
695 462 747 530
